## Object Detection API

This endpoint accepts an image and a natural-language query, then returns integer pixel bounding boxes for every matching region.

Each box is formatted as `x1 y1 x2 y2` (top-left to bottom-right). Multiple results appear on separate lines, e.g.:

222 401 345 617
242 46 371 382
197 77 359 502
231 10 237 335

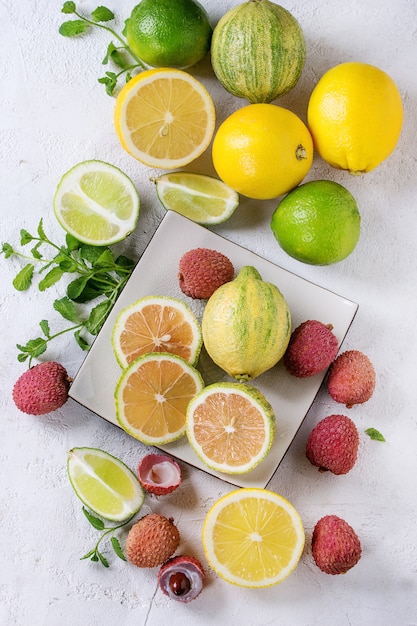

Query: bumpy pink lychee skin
12 361 71 415
306 414 359 475
312 515 362 575
284 320 339 378
178 248 234 299
327 350 376 408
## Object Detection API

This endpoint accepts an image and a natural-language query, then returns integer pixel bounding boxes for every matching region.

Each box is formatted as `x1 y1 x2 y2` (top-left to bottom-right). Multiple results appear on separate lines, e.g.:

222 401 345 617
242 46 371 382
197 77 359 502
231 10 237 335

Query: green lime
67 447 145 522
53 160 140 246
270 180 361 265
125 0 213 69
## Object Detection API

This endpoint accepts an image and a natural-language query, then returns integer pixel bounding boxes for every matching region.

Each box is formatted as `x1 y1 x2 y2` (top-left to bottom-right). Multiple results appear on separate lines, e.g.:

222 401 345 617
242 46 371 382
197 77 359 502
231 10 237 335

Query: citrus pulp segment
114 68 216 169
202 488 305 588
112 295 202 369
115 352 204 445
153 172 239 225
67 447 145 522
186 382 275 474
53 160 140 246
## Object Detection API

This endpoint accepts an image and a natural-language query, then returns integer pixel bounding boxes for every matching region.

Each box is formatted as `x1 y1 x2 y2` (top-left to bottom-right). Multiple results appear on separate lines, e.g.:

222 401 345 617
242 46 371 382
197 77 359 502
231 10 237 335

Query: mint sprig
59 2 145 95
365 428 386 442
1 219 136 366
81 507 131 567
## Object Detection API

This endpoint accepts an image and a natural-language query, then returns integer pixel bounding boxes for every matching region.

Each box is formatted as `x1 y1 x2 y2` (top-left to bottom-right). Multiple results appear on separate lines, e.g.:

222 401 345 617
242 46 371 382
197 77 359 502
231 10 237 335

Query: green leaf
111 536 126 561
79 244 109 265
53 296 79 322
39 320 51 338
97 551 109 568
59 20 89 37
98 72 117 96
103 42 131 70
82 507 105 530
91 6 115 22
37 219 46 240
20 229 33 245
1 242 15 258
31 242 43 260
13 264 34 291
17 353 29 363
365 428 386 442
67 275 91 300
38 266 64 291
80 549 96 560
69 278 104 303
86 300 112 335
74 329 90 351
66 233 82 251
90 553 99 562
114 254 135 276
93 249 114 268
62 1 76 13
17 337 48 358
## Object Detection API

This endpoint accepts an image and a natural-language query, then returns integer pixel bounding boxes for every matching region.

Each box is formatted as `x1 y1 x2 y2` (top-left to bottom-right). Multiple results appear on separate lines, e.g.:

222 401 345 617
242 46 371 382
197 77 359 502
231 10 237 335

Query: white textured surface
1 1 416 625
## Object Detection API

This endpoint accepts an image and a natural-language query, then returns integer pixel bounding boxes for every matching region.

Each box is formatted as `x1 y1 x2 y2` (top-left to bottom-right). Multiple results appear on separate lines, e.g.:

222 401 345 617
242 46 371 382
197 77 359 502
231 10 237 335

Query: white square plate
69 211 358 488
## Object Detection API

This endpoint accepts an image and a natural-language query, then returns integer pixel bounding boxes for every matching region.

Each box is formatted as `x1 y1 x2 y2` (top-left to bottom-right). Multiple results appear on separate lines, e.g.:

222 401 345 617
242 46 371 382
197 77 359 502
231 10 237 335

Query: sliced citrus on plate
114 68 216 169
115 352 204 445
53 160 140 246
186 382 275 474
112 295 202 369
67 447 145 522
202 488 305 588
153 172 239 225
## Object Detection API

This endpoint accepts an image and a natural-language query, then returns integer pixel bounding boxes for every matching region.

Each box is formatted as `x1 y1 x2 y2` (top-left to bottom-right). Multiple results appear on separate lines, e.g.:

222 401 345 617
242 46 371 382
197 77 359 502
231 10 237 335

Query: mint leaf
38 266 64 291
98 552 110 568
67 275 91 300
91 6 115 22
62 1 76 13
86 300 112 334
74 329 90 351
39 319 51 338
98 72 117 95
65 233 81 251
2 242 15 258
20 229 33 246
365 428 386 442
82 507 105 530
79 244 108 264
13 264 34 291
93 249 114 268
59 20 89 37
53 296 79 322
17 337 47 359
37 219 46 240
111 536 126 561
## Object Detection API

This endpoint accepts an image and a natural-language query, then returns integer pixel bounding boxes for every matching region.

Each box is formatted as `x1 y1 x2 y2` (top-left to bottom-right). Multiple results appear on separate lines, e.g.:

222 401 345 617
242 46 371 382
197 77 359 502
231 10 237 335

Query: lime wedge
54 160 140 246
153 172 239 225
67 447 145 521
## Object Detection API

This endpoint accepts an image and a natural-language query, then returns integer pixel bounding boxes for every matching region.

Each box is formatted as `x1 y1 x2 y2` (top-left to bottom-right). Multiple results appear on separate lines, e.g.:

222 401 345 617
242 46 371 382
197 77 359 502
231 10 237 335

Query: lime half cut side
153 172 239 225
54 160 140 246
67 447 145 522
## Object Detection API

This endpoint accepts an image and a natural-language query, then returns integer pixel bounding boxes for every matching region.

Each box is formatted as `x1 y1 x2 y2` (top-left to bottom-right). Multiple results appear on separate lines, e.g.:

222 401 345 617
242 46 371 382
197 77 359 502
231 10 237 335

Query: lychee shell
327 350 376 408
178 248 234 299
312 514 362 575
306 414 359 475
12 361 70 415
126 513 180 568
284 320 338 378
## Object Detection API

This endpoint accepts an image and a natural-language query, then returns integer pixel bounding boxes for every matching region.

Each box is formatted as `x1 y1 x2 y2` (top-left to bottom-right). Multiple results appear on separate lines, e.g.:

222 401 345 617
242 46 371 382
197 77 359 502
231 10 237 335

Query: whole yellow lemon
212 104 313 200
307 62 403 174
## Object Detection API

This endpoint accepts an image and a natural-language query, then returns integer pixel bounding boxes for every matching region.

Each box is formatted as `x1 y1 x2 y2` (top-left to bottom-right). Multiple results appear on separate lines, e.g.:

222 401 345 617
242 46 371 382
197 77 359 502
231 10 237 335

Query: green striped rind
201 266 291 381
211 0 306 104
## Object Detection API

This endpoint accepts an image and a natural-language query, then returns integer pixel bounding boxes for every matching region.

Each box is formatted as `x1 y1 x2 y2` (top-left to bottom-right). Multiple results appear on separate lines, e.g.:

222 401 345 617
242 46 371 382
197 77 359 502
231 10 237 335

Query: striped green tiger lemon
210 0 306 103
201 266 291 381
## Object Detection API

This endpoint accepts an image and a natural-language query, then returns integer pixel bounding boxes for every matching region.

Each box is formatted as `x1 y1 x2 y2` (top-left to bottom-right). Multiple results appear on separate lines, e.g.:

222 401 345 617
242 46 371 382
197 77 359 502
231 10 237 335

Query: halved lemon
153 172 239 225
186 382 275 474
112 295 202 369
202 488 305 588
114 68 216 169
67 447 145 522
115 352 204 445
53 160 140 246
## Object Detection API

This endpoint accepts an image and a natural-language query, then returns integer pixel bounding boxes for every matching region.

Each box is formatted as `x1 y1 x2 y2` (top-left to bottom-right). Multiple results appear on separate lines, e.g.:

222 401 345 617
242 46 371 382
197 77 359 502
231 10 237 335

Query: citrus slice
114 68 216 169
202 488 305 588
53 160 140 246
67 447 145 522
186 382 275 474
112 295 202 369
115 352 204 445
153 172 239 225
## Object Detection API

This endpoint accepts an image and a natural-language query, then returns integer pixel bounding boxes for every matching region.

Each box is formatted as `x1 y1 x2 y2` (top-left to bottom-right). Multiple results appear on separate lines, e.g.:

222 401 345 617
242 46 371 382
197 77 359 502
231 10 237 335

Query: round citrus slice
53 160 140 246
112 295 202 369
67 447 145 522
115 352 204 445
202 488 305 588
152 172 239 225
186 382 275 474
114 68 216 169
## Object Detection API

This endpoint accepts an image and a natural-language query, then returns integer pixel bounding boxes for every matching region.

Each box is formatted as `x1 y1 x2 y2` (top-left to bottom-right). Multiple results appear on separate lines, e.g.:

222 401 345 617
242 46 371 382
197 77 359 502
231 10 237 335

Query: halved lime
54 160 140 246
67 447 145 522
153 172 239 225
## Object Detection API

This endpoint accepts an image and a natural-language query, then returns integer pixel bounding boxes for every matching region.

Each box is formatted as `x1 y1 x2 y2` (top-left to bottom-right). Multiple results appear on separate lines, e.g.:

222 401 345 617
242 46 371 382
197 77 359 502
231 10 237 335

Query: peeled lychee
137 454 182 495
178 248 234 299
126 513 180 568
158 555 205 603
312 515 362 575
306 414 359 475
327 350 376 408
12 361 71 415
284 320 339 378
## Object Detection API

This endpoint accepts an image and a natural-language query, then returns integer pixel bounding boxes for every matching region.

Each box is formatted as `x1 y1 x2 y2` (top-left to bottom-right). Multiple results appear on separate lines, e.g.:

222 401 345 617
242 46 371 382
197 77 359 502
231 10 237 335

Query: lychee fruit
126 513 180 568
178 248 234 299
158 555 205 603
312 514 362 575
327 349 376 408
306 414 359 475
137 454 181 496
12 361 71 415
284 320 339 378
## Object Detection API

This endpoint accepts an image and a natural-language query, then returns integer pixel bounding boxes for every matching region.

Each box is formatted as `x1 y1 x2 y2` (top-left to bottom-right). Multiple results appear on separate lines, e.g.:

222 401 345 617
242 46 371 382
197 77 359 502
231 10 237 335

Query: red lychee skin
306 414 359 475
312 515 362 575
284 320 339 378
12 361 71 415
178 248 234 299
126 513 180 568
327 350 376 408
